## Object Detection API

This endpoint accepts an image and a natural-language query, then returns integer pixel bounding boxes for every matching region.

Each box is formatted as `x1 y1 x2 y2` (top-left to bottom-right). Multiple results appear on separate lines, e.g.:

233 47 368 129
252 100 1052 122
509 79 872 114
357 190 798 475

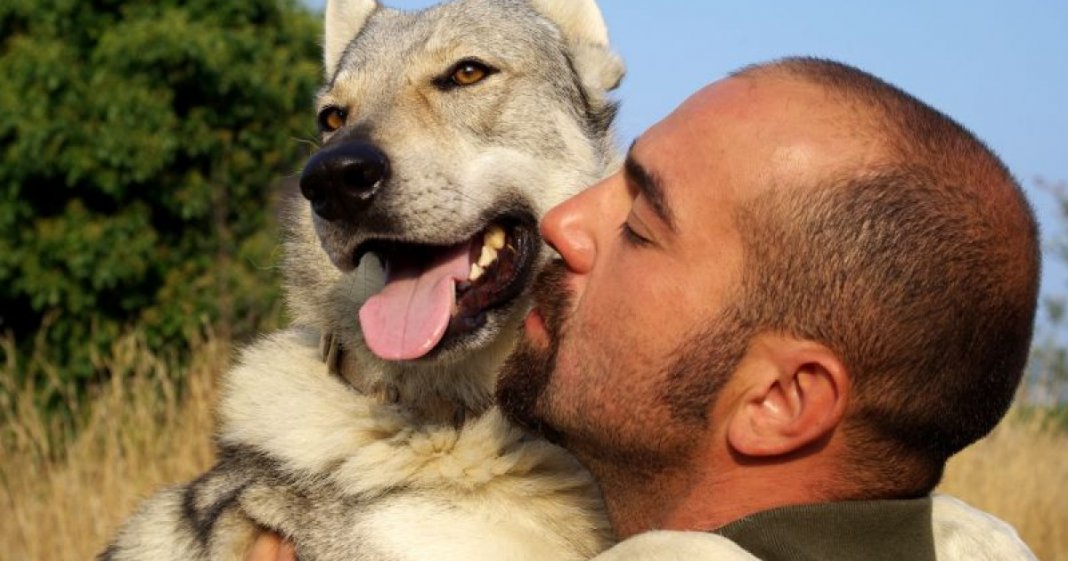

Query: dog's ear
528 0 610 47
527 0 624 92
324 0 378 79
569 42 625 93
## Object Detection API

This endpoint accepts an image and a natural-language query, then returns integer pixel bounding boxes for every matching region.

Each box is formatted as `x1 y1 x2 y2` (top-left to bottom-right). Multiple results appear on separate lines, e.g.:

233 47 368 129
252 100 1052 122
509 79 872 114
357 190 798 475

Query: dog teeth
468 225 506 282
485 225 507 250
478 246 498 268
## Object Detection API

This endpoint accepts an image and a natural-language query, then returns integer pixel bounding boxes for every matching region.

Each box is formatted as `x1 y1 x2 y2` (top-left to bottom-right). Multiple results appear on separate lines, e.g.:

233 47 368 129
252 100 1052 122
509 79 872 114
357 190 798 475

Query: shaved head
724 58 1040 494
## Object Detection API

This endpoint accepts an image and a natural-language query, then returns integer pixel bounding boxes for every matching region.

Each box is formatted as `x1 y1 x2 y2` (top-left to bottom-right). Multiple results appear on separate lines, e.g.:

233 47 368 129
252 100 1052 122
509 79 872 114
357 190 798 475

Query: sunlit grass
1 332 222 560
1 332 1064 560
939 410 1067 561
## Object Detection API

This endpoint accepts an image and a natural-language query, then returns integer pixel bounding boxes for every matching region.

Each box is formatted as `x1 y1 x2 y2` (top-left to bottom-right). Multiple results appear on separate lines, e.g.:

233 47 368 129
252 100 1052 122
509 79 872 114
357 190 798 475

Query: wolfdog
101 0 623 559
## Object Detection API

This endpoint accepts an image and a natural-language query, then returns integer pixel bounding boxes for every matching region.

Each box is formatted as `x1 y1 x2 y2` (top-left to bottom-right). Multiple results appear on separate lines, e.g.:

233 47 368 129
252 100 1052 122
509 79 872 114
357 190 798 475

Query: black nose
299 142 390 221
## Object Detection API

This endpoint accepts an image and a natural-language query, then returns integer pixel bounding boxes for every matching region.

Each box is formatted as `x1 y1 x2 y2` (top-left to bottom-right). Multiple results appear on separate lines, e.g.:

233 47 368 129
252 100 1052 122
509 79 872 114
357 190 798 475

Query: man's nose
540 182 608 275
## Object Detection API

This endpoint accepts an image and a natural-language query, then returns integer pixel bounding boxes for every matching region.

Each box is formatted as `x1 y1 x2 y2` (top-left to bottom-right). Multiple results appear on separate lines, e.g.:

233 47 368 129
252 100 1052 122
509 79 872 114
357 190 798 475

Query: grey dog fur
100 1 624 559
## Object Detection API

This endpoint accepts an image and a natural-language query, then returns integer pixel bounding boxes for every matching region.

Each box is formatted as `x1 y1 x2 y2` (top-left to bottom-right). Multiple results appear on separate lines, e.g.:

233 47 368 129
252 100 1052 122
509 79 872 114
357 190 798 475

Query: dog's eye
317 106 347 133
452 62 488 86
439 59 497 89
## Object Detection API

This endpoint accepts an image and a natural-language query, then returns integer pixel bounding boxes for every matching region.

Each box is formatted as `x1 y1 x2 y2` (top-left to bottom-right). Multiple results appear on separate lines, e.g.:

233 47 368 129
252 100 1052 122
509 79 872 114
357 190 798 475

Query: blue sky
305 0 1068 306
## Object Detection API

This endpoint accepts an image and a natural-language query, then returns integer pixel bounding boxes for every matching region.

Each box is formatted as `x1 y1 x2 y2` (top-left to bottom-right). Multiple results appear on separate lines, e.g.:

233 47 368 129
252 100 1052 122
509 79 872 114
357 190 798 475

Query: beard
497 258 753 471
496 259 571 444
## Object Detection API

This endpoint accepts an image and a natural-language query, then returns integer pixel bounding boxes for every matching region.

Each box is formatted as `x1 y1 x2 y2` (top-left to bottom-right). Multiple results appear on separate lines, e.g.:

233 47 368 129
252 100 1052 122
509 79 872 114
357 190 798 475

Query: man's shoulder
931 494 1037 561
591 531 758 561
592 495 1036 561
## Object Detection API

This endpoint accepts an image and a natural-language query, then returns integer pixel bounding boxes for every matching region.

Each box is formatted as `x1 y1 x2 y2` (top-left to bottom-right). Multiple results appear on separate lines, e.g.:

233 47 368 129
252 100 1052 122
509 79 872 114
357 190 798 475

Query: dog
100 0 624 559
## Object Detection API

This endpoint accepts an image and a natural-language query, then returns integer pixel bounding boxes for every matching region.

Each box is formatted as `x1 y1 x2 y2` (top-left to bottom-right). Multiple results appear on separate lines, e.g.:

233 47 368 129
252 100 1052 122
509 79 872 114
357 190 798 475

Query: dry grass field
0 334 222 561
2 333 1066 560
940 415 1067 560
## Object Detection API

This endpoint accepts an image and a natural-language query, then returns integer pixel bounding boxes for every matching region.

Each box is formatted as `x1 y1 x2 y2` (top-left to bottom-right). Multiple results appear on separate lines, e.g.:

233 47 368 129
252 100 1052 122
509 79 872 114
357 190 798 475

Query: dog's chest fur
207 327 611 561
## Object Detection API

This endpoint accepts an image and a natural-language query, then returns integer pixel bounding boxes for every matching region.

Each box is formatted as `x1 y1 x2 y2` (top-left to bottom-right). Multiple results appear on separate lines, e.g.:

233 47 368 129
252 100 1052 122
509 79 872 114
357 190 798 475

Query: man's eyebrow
624 141 676 232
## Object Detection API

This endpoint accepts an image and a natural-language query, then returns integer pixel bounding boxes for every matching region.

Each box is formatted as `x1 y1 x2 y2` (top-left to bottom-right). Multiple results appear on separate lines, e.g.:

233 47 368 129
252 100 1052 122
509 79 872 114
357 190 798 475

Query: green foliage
0 0 321 389
1025 179 1068 414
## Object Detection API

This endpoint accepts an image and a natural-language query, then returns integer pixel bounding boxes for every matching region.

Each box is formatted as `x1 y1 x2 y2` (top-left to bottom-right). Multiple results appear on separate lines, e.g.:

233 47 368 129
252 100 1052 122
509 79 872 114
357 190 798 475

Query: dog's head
285 0 622 378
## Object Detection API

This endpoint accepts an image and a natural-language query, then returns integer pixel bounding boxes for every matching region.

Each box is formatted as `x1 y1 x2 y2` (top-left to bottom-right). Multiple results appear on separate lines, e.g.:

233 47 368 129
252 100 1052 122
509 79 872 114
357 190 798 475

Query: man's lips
522 307 551 349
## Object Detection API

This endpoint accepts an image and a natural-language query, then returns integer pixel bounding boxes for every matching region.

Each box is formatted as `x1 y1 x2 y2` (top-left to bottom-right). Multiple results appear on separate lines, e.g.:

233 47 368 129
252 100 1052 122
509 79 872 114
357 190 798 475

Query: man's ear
725 334 849 458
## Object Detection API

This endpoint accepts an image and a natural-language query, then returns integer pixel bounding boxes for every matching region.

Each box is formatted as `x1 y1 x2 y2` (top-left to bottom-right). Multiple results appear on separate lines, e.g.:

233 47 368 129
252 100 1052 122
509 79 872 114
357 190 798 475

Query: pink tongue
359 243 472 360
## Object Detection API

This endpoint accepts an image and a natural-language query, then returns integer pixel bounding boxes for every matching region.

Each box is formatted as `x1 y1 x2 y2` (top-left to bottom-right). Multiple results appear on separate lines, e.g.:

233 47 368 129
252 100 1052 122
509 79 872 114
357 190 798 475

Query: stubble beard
497 259 751 474
497 259 572 445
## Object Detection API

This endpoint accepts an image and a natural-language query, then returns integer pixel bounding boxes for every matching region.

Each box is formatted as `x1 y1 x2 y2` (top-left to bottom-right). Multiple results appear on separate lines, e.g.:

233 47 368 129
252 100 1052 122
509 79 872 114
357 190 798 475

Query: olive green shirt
715 497 936 561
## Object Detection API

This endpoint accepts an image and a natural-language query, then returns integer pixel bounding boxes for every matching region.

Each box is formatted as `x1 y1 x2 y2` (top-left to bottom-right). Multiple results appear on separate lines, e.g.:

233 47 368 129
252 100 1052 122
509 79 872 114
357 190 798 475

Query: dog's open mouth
355 216 539 361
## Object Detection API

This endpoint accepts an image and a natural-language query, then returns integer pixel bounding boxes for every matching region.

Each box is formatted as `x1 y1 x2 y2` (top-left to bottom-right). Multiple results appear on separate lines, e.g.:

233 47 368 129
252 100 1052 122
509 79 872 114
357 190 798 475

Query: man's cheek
550 339 587 395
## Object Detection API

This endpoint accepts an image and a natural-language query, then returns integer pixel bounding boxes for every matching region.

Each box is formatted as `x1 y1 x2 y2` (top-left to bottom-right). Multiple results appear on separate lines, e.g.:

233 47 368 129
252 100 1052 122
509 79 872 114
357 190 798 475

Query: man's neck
585 459 692 538
588 449 847 538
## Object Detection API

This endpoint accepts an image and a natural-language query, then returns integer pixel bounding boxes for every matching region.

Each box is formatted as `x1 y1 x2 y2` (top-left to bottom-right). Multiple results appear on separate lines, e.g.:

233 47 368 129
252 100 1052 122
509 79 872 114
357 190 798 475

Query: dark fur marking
562 51 617 140
588 100 619 140
179 444 294 549
182 464 254 548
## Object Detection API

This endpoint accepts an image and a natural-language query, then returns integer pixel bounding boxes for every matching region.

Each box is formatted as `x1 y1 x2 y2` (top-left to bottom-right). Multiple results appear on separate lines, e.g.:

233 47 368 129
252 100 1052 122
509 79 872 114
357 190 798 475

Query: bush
0 0 321 391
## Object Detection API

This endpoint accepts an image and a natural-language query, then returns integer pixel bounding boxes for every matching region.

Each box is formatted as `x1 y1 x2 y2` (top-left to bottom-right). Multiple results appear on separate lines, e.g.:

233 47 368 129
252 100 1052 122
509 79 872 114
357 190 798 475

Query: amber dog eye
437 59 498 90
452 62 488 86
317 106 347 133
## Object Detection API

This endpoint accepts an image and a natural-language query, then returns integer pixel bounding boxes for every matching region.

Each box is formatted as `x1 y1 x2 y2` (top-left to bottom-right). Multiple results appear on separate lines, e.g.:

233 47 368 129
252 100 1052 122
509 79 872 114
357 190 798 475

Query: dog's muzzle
300 141 390 221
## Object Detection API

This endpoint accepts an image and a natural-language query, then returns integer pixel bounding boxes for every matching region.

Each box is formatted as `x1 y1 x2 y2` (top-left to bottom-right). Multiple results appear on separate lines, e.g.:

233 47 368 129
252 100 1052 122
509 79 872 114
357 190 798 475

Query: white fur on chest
218 327 611 560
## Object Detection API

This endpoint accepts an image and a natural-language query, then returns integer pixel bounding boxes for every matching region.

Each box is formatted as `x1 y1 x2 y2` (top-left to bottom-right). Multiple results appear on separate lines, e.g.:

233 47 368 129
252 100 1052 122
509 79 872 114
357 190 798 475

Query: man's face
498 75 846 466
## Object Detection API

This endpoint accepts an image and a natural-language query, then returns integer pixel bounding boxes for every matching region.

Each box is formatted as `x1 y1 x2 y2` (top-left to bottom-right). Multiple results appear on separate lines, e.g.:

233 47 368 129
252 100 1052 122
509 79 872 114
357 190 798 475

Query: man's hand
247 531 296 561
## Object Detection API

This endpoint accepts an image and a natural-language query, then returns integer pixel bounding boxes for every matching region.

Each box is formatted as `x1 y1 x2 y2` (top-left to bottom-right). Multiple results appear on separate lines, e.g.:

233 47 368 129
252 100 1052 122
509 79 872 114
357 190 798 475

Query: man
495 57 1039 559
253 58 1038 559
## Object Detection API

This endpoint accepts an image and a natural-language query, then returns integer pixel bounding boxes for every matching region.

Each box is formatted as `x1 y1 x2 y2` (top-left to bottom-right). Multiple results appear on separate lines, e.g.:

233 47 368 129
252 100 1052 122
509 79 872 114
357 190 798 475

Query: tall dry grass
2 331 1066 560
1 333 224 560
939 414 1067 560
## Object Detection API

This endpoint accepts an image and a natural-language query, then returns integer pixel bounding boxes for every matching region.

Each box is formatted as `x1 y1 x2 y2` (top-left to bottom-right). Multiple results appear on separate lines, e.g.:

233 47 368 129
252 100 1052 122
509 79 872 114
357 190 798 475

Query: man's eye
619 222 653 248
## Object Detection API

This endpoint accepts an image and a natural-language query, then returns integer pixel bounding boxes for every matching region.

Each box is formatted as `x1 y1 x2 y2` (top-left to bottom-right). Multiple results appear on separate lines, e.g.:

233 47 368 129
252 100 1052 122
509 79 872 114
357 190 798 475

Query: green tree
0 0 321 389
1027 179 1068 426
